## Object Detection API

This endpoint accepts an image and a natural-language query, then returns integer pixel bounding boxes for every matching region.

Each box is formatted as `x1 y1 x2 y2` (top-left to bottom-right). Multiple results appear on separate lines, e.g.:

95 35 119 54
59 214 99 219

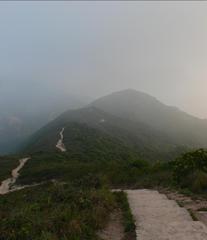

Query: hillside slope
92 89 207 148
24 106 185 161
0 95 87 155
23 89 207 161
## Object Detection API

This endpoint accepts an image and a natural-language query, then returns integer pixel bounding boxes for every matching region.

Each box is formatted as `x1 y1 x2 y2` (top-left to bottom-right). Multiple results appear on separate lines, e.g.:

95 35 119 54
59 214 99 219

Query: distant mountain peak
95 89 161 104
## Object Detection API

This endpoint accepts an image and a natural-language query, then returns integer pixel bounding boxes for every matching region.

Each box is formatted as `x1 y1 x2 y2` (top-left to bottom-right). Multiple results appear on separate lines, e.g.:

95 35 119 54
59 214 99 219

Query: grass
0 149 170 240
2 146 207 239
0 155 22 182
113 191 136 240
0 179 115 240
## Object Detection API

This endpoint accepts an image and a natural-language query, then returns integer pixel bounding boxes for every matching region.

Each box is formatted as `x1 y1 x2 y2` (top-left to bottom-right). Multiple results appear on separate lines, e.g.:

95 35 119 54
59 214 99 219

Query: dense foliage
172 149 207 192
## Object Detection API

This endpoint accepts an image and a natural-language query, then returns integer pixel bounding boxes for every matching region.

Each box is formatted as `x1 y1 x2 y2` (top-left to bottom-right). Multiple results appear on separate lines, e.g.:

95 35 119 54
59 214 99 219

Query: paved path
126 189 207 240
56 127 66 152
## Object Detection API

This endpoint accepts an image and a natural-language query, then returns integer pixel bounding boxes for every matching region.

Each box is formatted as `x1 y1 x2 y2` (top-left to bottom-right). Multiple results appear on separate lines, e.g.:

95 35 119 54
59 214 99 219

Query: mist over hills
0 94 89 155
23 89 207 161
2 88 207 239
92 89 207 148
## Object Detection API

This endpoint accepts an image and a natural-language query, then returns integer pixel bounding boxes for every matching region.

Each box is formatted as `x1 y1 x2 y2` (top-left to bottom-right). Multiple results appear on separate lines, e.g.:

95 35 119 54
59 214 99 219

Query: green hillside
24 89 207 162
2 90 207 239
18 122 141 185
24 107 186 161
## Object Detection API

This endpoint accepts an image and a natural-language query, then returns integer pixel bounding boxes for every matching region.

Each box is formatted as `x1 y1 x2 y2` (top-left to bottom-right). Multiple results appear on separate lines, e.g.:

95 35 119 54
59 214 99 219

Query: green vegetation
1 147 207 240
172 149 207 192
0 179 115 240
2 121 207 239
188 209 199 221
18 122 178 189
0 125 174 239
3 90 207 239
18 123 143 186
2 147 207 239
113 191 136 240
0 155 20 182
24 106 186 162
17 151 173 189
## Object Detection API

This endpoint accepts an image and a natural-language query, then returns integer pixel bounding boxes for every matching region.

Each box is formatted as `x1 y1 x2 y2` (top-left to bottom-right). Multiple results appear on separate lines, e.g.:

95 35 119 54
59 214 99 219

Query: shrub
172 149 207 192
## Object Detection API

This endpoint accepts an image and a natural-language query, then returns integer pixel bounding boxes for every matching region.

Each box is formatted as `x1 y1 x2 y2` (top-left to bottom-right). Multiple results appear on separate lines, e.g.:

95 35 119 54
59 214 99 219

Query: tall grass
113 191 136 240
0 180 115 240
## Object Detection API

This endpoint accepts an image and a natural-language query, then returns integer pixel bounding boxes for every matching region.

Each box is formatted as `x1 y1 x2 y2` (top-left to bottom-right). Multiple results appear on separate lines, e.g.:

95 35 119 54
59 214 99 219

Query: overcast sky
1 2 207 118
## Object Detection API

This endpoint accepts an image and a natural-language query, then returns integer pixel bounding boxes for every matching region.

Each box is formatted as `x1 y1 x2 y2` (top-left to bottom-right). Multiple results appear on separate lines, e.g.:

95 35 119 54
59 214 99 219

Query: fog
1 2 207 119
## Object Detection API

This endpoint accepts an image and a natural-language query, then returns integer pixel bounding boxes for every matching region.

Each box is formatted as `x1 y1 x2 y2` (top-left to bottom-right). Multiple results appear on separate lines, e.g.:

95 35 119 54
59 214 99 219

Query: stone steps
125 189 207 240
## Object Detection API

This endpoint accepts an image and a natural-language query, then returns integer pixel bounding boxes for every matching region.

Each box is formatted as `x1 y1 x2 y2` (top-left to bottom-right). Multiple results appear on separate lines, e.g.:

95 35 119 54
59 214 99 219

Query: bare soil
56 127 66 152
98 210 124 240
0 157 30 194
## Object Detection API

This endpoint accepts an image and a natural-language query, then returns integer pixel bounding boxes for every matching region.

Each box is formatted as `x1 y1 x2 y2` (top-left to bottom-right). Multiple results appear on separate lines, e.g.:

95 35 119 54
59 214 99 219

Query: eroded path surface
56 127 66 152
98 211 124 240
126 189 207 240
0 157 30 194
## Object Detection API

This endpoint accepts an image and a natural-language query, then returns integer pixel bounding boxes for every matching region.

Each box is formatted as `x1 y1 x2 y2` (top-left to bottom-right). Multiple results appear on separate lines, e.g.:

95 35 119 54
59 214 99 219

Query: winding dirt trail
126 189 207 240
56 127 66 152
0 157 30 195
0 127 66 195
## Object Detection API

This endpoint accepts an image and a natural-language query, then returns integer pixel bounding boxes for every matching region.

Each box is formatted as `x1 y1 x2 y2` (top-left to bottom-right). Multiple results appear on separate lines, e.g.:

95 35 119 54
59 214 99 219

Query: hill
91 89 207 148
2 90 207 240
0 95 87 155
23 89 207 161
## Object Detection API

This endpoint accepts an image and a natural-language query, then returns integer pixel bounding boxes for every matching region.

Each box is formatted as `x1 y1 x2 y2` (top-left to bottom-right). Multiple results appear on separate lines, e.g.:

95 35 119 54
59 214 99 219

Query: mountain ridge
91 89 207 148
24 89 207 161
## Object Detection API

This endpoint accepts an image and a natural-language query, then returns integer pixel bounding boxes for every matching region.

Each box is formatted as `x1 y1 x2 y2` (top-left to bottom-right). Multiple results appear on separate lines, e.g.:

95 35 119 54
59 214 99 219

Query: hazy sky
1 2 207 118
